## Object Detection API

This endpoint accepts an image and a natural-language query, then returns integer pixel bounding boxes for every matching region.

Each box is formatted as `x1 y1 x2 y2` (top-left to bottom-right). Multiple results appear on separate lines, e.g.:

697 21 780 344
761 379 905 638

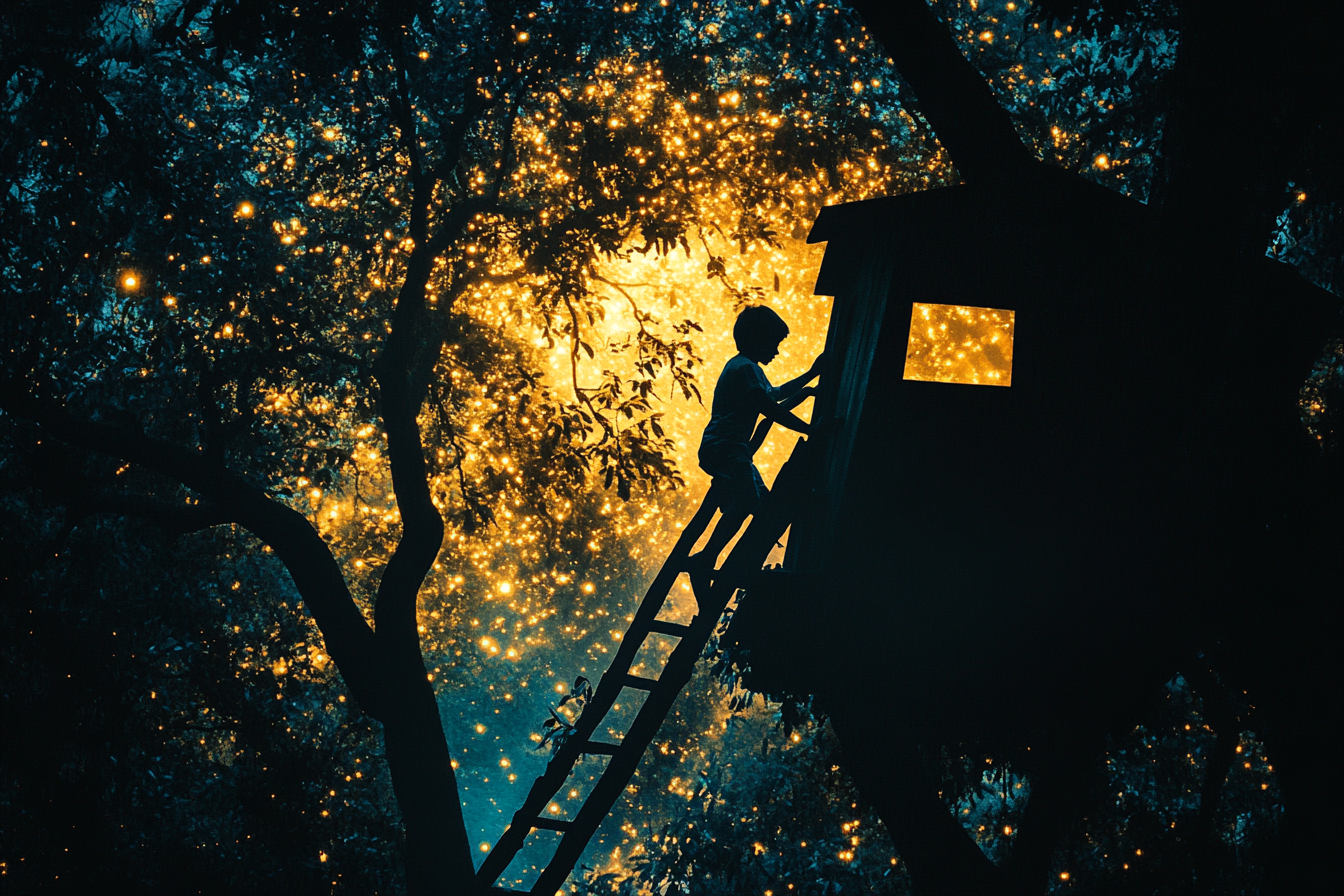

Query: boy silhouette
688 305 825 579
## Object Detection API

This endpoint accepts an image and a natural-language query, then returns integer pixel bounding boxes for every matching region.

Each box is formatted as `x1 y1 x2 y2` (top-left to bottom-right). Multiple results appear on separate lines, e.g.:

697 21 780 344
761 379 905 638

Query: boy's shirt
698 353 780 469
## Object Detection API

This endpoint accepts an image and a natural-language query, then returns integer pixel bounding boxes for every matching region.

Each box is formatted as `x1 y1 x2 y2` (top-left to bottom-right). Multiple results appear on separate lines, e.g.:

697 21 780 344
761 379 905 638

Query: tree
1 0 938 890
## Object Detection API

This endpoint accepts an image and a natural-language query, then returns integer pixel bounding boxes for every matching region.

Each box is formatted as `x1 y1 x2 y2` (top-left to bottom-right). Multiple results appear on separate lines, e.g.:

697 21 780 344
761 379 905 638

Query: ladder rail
476 491 720 887
477 442 813 893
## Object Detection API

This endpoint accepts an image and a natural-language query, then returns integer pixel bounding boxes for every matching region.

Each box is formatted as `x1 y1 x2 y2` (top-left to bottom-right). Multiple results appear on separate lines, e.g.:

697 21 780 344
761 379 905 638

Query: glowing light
517 31 529 42
979 31 994 43
479 842 490 852
162 296 176 307
498 581 513 595
1060 872 1070 880
1094 154 1110 170
902 303 1015 386
121 272 139 290
237 201 254 217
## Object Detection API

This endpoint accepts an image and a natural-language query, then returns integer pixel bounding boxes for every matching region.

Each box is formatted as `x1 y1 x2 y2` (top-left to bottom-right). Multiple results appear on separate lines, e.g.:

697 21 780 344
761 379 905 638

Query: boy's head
734 305 789 363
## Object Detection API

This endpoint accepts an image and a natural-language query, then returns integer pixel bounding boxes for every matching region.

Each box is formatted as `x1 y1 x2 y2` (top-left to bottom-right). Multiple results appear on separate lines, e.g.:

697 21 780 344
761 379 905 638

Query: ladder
478 437 814 895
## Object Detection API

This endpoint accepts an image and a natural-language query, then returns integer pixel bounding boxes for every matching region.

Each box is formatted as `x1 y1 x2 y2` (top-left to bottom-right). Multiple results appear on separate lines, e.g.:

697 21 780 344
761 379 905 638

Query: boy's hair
734 305 789 352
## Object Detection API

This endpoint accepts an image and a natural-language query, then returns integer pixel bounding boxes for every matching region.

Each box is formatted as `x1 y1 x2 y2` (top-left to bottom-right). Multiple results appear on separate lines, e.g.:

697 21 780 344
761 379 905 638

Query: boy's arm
776 386 814 412
755 391 810 434
748 387 814 455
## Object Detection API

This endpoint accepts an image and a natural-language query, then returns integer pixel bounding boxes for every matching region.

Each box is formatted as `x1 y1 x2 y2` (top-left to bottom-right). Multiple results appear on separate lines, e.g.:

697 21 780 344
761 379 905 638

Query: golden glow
902 303 1015 387
121 272 139 290
207 25 948 885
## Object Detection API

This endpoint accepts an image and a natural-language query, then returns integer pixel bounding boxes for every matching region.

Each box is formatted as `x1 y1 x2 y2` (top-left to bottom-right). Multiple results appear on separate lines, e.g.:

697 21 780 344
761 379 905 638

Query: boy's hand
808 351 828 379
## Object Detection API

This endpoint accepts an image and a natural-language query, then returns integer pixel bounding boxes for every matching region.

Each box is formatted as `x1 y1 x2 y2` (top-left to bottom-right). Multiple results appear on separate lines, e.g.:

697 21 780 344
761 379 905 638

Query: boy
689 304 825 577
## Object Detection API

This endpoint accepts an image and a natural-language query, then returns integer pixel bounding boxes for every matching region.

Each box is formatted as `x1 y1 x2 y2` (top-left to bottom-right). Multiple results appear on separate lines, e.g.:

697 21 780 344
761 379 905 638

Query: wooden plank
790 232 896 574
623 674 659 691
646 619 691 637
582 741 620 755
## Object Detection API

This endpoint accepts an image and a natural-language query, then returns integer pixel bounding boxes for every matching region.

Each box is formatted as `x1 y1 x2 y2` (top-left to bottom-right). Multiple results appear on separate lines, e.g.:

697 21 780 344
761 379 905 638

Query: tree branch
0 382 389 716
78 491 233 534
847 0 1036 185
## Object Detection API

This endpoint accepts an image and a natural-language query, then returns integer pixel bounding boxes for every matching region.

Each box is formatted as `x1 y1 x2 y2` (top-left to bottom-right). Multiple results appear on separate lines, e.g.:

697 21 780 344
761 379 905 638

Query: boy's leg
689 464 766 573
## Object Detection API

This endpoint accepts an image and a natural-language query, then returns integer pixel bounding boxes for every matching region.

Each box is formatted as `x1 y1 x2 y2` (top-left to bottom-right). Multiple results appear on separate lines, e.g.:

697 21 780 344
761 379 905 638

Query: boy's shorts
701 456 767 518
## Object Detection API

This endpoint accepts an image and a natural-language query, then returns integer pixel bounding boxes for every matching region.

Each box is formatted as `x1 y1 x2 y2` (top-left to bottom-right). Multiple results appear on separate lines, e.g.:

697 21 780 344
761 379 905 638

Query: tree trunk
828 705 1007 895
381 668 481 895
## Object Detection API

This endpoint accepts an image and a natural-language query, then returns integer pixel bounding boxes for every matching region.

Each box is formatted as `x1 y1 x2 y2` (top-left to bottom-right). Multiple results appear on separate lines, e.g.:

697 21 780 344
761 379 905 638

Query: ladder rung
623 674 659 691
532 816 573 832
582 741 621 755
647 619 691 637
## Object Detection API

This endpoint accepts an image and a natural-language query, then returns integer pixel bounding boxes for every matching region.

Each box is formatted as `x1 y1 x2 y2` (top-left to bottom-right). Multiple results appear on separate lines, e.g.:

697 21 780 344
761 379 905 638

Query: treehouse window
902 303 1015 386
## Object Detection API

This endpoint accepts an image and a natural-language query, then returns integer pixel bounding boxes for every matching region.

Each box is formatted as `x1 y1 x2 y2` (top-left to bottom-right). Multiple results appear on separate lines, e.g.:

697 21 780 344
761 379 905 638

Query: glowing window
902 303 1015 387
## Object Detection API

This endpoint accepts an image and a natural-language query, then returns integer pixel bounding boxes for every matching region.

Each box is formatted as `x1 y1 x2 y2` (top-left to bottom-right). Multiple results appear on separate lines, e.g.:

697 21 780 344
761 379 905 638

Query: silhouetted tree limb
0 381 388 718
847 0 1036 185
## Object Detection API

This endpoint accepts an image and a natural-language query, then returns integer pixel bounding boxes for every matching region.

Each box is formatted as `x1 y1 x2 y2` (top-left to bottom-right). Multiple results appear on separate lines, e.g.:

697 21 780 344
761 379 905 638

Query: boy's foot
684 551 715 608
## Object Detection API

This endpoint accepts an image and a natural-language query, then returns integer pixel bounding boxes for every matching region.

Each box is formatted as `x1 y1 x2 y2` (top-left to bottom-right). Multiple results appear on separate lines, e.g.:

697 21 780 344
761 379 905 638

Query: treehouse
721 169 1340 887
730 164 1339 732
479 168 1337 894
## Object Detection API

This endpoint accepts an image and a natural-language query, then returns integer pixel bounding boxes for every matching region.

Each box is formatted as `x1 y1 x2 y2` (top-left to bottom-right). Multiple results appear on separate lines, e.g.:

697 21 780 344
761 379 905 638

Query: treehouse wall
731 171 1336 739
